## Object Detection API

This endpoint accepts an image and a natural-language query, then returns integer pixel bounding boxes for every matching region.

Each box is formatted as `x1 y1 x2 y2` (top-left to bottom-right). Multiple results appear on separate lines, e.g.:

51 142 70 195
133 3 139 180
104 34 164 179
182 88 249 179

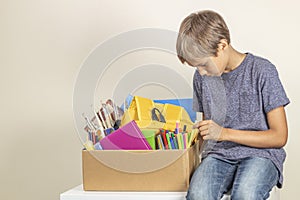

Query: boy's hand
193 120 226 141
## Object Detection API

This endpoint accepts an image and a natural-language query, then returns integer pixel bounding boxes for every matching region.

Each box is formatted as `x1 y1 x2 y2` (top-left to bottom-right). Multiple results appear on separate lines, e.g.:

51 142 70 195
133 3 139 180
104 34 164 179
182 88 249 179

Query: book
99 120 152 150
141 129 157 150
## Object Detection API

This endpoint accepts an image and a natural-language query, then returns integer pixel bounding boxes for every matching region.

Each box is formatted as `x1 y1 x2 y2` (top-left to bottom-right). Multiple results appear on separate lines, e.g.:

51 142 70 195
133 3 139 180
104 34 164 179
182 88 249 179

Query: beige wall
1 0 299 199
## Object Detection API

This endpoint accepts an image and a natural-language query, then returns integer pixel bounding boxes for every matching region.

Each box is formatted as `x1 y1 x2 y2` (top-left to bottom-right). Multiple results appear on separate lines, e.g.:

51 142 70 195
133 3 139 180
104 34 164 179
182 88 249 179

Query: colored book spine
166 133 172 150
162 132 169 149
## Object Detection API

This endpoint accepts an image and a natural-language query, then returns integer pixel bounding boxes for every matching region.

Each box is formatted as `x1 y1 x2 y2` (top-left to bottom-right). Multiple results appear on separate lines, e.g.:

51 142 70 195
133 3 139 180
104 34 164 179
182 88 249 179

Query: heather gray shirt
193 53 290 187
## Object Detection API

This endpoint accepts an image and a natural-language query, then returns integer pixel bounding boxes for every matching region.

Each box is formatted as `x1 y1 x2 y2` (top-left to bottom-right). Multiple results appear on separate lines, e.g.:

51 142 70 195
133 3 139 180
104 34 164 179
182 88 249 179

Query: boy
176 10 290 200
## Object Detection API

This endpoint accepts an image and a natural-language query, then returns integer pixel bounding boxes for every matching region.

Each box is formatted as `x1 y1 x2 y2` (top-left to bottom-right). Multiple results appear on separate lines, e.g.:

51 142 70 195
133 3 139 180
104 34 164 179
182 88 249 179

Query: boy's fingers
193 121 202 129
193 120 212 129
199 124 208 131
202 135 211 140
192 123 200 129
199 129 209 137
199 120 211 126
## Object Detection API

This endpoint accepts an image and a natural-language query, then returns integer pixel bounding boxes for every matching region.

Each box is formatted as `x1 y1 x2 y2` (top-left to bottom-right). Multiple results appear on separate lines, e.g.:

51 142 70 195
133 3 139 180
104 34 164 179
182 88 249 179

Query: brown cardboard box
82 141 200 191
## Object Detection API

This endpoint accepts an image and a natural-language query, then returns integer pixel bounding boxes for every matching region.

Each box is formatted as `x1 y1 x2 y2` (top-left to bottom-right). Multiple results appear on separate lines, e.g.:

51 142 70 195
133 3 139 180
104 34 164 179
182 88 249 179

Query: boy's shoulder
248 53 277 75
251 53 273 66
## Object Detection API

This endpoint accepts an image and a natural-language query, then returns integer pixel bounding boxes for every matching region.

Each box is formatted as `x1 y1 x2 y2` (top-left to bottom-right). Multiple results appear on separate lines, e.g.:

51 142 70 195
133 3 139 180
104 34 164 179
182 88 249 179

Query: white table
60 184 278 200
60 185 188 200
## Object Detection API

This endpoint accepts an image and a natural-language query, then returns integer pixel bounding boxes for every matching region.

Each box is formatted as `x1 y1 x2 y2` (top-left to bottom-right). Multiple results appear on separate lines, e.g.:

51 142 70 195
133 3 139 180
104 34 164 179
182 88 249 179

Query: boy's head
176 10 230 67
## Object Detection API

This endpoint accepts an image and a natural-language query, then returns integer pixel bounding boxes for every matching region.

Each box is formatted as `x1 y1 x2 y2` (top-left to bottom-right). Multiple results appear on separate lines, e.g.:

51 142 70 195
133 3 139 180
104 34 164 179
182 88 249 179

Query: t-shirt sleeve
192 71 204 112
260 64 290 113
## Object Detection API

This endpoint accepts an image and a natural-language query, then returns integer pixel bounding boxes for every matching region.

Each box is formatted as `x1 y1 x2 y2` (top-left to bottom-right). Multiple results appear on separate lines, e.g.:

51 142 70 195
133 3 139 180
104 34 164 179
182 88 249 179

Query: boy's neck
224 46 246 73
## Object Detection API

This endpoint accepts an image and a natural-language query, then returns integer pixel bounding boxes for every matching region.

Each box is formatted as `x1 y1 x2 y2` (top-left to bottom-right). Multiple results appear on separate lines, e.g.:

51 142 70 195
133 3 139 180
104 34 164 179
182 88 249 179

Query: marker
183 125 187 133
175 121 180 134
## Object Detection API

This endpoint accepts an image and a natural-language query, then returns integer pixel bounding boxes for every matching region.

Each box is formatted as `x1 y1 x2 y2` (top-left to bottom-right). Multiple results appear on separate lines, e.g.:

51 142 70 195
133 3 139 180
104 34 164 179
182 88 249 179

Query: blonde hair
176 10 230 64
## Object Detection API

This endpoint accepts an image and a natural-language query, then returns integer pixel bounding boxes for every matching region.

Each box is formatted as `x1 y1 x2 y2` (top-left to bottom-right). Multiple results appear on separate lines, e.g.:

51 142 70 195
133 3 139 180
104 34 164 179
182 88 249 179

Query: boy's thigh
187 156 236 200
231 157 279 200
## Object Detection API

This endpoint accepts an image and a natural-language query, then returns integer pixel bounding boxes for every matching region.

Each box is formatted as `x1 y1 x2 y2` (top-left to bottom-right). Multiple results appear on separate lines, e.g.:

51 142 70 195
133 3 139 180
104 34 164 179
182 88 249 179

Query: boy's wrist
220 127 229 141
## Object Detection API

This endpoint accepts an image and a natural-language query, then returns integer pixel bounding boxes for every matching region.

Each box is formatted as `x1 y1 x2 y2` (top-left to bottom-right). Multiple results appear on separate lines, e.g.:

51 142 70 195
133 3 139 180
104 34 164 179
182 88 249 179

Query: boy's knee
186 190 206 200
231 185 270 200
186 186 217 200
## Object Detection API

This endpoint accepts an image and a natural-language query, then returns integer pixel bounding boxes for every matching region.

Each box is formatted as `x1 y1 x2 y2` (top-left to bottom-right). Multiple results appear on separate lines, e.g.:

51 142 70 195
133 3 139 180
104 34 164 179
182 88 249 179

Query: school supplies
94 142 103 150
153 98 196 122
188 129 199 147
101 104 113 129
153 128 199 150
84 140 95 151
177 132 183 149
141 129 157 150
156 134 165 150
106 99 122 129
175 121 180 134
82 97 199 151
92 107 106 139
99 120 152 150
121 96 194 131
104 127 114 135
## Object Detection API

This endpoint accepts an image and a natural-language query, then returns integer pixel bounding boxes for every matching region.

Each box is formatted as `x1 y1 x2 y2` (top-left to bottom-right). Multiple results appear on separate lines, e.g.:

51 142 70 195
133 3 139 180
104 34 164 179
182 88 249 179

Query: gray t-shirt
193 53 290 187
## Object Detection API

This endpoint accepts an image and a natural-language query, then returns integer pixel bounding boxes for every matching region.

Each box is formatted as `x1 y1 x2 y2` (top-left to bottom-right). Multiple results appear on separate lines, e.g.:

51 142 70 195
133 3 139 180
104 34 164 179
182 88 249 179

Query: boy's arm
197 106 288 148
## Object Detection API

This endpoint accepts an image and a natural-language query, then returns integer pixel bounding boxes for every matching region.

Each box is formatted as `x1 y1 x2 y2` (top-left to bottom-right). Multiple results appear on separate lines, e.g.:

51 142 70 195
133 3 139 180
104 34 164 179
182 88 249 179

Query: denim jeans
186 156 279 200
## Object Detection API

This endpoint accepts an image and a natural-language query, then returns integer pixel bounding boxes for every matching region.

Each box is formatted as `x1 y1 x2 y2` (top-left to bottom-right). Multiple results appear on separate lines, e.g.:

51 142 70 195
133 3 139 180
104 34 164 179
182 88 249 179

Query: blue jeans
186 156 279 200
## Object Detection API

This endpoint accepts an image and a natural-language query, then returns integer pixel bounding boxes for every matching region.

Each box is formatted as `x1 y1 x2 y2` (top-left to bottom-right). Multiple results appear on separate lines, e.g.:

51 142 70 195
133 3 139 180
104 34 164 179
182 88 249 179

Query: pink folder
99 120 152 150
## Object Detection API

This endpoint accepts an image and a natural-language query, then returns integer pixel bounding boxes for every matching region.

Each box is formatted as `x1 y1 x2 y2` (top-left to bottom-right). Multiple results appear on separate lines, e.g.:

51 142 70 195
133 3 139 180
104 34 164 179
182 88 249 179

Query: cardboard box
82 141 200 191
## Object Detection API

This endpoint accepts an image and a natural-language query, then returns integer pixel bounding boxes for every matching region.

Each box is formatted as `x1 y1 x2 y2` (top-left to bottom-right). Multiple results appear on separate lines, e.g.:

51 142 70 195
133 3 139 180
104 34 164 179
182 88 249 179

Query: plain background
1 0 299 199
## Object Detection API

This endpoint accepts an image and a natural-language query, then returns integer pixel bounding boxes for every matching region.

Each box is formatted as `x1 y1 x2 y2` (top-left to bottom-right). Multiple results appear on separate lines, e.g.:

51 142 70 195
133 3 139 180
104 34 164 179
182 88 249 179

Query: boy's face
185 40 229 76
187 56 226 77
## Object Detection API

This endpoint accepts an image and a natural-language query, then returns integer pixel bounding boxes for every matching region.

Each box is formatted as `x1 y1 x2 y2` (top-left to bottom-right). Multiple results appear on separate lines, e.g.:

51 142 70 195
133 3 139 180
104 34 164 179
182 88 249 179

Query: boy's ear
217 39 228 51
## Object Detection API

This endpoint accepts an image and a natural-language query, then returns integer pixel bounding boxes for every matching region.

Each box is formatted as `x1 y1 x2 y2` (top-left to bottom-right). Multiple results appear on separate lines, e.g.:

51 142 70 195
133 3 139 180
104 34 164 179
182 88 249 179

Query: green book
141 129 157 150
